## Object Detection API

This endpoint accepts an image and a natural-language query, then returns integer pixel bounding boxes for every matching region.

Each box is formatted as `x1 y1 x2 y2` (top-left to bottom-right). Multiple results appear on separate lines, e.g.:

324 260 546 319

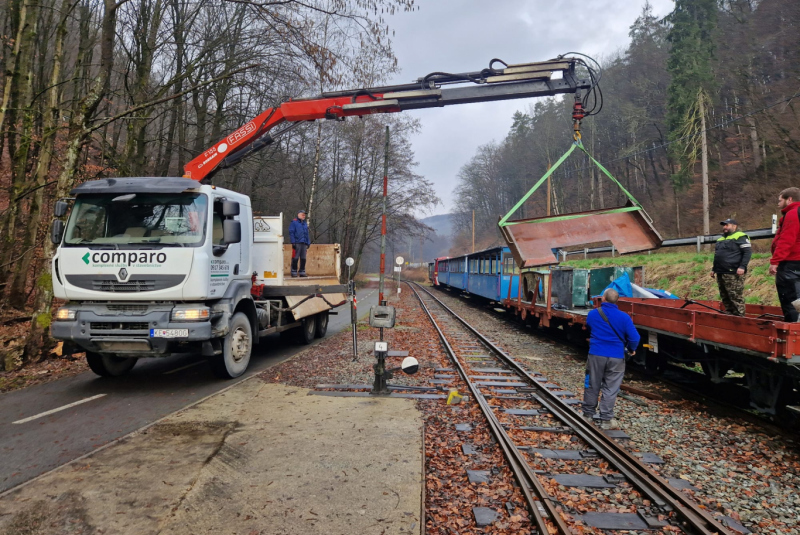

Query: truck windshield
63 193 208 247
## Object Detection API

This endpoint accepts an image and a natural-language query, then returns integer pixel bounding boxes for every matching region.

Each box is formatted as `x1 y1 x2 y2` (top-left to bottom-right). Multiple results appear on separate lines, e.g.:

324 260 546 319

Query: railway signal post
346 257 357 361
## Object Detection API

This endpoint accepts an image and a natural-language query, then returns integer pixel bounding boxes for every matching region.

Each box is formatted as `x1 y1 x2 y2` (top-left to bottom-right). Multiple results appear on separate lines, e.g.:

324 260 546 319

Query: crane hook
572 92 586 142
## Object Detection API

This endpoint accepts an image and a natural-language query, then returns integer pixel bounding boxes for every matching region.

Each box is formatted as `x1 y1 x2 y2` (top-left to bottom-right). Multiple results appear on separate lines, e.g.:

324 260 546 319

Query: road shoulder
0 379 423 535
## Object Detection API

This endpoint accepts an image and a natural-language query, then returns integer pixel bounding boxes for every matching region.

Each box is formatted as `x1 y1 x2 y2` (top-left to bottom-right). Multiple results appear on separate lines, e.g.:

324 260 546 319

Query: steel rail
408 281 735 535
558 226 775 258
409 282 571 535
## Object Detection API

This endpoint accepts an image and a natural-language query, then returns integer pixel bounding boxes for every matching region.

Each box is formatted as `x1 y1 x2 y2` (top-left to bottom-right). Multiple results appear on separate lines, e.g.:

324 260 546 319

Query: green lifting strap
498 140 643 227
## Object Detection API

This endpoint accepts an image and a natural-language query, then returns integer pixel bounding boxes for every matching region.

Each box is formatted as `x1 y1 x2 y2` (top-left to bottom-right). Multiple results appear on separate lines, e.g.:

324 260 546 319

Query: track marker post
367 304 419 395
346 257 357 361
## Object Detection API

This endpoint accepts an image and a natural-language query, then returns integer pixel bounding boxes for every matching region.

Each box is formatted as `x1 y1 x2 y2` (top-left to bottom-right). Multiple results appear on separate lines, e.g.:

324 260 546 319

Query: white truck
49 176 346 378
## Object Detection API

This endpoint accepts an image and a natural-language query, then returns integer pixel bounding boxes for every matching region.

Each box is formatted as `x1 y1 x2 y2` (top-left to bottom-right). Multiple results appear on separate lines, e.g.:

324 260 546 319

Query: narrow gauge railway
428 248 800 416
407 281 739 535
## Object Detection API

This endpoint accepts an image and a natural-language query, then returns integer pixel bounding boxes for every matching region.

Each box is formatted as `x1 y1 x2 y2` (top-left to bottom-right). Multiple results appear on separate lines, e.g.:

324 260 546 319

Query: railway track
462 286 796 435
408 281 738 535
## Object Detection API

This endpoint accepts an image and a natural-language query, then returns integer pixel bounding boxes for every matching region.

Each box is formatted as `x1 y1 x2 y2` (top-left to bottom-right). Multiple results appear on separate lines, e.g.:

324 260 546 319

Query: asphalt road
0 289 379 494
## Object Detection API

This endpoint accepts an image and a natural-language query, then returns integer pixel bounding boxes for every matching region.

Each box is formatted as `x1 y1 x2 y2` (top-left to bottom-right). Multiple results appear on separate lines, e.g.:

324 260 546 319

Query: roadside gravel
432 286 800 535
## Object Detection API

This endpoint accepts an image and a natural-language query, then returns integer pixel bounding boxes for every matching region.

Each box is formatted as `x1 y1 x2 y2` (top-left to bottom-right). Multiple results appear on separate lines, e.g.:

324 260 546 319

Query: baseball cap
720 218 738 225
298 210 307 214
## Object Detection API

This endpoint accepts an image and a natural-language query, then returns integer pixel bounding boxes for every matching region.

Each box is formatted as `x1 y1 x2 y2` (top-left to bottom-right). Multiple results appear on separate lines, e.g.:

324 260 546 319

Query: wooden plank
620 384 663 400
282 243 341 278
627 303 696 323
633 316 693 337
284 276 346 320
694 325 775 354
694 312 777 337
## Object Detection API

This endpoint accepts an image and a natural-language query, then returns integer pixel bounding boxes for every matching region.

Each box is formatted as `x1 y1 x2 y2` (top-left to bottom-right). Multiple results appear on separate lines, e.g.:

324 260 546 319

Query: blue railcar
445 256 468 290
439 258 451 286
437 246 519 302
465 246 519 301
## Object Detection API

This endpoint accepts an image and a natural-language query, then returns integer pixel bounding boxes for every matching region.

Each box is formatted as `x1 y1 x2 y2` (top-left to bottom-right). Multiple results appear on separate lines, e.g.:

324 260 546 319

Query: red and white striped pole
378 126 389 305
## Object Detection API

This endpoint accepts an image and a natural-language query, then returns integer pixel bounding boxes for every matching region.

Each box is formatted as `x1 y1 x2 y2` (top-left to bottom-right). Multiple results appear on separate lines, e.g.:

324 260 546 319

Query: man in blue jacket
289 210 310 277
581 288 640 428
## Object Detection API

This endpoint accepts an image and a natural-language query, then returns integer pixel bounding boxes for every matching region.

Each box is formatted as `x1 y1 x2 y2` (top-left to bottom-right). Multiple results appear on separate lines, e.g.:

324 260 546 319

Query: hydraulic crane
183 55 601 181
47 54 602 381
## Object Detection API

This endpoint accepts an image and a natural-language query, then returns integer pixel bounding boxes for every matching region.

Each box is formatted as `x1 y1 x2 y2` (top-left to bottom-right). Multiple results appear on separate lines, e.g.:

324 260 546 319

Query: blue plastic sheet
644 288 679 299
603 272 632 298
594 272 677 300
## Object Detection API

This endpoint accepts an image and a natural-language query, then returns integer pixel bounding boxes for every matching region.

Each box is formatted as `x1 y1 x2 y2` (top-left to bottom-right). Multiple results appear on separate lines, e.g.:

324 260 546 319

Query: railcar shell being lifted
429 247 800 415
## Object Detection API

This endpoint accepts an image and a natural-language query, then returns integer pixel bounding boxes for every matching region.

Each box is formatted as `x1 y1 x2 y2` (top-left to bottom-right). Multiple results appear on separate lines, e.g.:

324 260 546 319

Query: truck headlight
171 307 210 321
54 307 76 321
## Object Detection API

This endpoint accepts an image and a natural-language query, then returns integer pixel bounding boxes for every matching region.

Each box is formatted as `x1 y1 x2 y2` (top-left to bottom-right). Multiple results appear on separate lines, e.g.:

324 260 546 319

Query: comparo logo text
89 251 167 265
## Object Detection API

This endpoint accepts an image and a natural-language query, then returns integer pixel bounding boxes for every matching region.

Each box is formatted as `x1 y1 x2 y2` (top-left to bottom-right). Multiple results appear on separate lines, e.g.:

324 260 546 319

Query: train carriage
428 257 449 286
436 247 519 302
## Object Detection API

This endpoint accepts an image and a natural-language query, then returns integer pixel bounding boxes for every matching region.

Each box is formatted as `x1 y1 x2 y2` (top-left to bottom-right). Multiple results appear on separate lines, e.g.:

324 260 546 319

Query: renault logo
118 268 129 280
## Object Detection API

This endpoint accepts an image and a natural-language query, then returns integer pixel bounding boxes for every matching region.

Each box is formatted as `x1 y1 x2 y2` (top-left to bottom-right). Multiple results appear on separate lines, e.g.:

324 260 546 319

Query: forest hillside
451 0 800 252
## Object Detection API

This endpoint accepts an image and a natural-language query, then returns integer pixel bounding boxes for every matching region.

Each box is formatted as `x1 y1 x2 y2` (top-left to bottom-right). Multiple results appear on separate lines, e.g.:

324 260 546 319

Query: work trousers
581 354 626 421
716 273 746 316
291 243 308 276
776 262 800 322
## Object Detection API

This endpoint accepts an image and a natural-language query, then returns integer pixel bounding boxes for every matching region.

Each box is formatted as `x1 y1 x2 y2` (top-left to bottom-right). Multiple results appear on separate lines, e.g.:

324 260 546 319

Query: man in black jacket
711 218 752 316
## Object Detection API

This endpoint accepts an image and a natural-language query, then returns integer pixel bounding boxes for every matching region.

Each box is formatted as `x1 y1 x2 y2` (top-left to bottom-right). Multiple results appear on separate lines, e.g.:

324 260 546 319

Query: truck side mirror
223 220 241 244
54 200 69 217
222 201 240 217
50 219 65 244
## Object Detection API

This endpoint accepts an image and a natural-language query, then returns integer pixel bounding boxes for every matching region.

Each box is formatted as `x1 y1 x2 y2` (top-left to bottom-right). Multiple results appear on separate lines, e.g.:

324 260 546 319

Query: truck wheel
297 315 316 345
315 311 329 338
86 352 137 377
211 312 252 379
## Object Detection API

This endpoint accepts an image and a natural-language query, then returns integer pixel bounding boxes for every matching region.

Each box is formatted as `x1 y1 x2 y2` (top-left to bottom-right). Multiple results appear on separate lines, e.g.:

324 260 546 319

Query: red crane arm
183 57 595 182
183 94 398 181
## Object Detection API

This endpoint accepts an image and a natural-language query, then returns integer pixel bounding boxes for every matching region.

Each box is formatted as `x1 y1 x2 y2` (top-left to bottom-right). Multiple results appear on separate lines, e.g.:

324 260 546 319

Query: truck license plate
150 329 188 338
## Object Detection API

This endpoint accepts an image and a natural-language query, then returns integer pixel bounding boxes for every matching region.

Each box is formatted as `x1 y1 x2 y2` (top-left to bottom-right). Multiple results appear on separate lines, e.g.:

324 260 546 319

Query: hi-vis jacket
713 231 752 274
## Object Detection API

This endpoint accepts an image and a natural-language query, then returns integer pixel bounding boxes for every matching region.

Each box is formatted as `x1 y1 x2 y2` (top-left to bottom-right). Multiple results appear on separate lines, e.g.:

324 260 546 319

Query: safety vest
716 231 749 242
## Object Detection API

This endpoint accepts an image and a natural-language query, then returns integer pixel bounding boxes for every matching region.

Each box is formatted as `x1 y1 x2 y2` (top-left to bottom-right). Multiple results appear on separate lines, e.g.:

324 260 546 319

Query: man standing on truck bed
711 218 751 316
290 210 310 277
769 187 800 321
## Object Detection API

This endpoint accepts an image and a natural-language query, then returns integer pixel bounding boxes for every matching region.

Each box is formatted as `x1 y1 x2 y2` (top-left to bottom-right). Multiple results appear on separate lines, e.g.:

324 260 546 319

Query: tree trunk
8 0 71 308
699 94 710 237
746 115 761 170
0 0 39 292
25 134 83 360
124 0 164 176
306 121 323 240
157 0 186 176
25 0 120 361
0 0 28 161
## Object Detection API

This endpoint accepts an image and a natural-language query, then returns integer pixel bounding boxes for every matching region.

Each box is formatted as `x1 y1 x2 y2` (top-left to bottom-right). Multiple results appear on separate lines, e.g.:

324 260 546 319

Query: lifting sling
498 139 662 268
499 139 646 227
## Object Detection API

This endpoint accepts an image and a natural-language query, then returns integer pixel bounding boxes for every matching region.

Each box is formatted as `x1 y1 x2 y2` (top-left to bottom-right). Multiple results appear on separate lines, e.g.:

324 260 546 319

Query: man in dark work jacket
711 218 751 316
769 187 800 321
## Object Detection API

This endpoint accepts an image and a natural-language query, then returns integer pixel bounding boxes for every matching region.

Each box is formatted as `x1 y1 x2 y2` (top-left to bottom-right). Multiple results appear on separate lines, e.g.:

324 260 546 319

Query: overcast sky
383 0 674 217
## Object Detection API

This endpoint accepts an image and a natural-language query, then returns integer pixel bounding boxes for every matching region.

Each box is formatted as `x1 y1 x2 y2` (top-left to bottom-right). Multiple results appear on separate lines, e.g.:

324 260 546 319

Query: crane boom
183 57 595 182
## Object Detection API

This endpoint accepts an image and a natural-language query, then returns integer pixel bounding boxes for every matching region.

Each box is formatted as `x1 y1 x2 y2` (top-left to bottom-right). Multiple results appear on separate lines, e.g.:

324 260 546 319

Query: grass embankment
565 252 779 306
